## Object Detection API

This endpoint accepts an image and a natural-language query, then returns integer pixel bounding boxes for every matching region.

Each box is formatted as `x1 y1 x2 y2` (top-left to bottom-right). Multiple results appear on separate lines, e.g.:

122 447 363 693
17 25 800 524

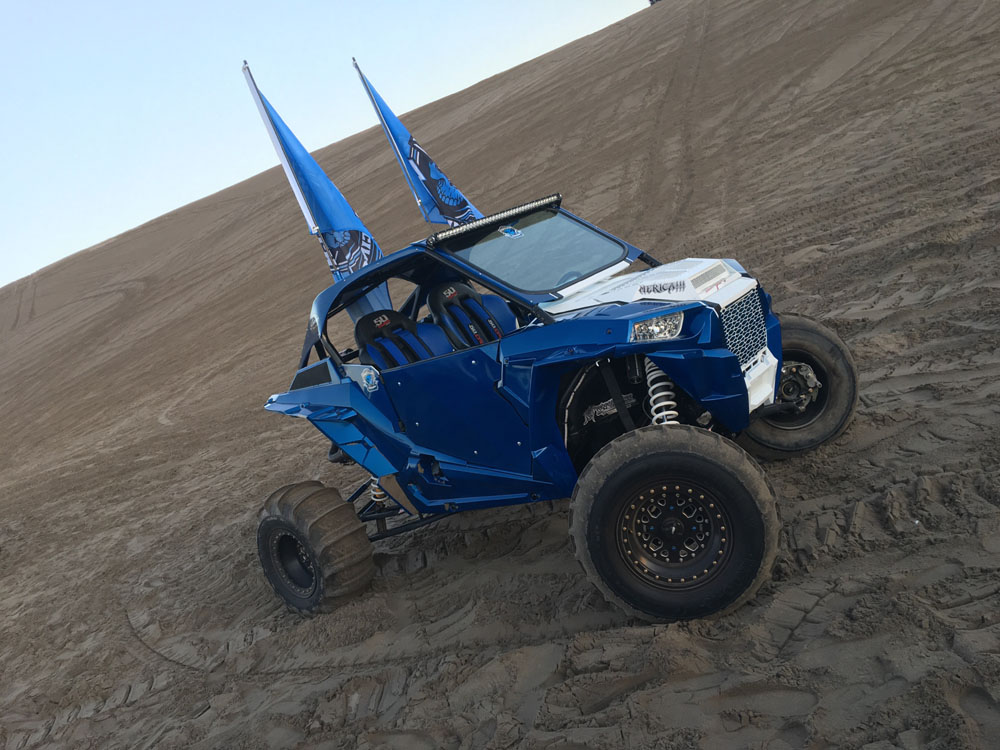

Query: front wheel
739 314 858 460
570 425 778 622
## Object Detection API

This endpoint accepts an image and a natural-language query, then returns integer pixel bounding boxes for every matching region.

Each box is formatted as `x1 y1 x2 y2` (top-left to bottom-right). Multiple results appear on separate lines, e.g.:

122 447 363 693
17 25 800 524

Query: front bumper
744 348 779 413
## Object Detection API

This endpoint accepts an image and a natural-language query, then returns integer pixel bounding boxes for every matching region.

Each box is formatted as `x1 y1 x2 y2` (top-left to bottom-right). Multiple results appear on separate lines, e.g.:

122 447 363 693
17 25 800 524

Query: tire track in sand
625 0 711 245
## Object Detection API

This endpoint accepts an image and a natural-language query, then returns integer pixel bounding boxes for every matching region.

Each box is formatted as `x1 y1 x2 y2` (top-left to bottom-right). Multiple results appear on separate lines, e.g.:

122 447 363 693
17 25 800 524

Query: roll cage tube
298 317 326 369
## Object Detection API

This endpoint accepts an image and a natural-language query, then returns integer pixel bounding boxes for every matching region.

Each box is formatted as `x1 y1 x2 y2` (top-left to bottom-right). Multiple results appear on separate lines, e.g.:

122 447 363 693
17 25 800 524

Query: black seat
355 310 454 369
427 282 518 348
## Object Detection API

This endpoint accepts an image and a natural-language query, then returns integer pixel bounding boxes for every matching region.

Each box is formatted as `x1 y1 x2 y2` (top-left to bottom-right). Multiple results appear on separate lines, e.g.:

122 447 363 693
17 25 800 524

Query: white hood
541 258 754 315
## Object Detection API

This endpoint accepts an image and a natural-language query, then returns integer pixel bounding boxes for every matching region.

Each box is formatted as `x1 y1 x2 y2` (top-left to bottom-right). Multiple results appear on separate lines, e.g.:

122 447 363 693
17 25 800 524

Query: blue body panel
385 344 531 473
267 208 782 516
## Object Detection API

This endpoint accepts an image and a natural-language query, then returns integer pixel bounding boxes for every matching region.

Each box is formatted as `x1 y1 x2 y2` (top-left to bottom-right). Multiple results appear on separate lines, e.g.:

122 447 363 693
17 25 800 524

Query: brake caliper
778 361 821 413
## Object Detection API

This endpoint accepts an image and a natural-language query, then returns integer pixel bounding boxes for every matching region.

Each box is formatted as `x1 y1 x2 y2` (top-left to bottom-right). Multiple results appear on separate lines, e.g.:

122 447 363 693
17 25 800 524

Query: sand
2 0 999 747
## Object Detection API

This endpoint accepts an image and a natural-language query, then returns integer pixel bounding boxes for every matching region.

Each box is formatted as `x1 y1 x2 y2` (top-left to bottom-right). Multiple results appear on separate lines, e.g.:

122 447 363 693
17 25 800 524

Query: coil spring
645 357 679 425
369 477 388 505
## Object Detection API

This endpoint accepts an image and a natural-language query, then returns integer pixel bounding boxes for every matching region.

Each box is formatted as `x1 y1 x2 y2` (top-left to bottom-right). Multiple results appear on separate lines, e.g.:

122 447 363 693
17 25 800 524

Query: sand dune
2 0 1000 747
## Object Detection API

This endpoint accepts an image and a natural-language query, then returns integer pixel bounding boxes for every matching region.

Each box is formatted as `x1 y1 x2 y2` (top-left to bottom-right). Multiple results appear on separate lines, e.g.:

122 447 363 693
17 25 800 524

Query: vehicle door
381 342 532 475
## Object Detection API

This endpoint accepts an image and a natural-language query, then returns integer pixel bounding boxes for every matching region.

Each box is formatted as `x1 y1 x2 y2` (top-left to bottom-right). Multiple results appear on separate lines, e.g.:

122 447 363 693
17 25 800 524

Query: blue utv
257 194 858 623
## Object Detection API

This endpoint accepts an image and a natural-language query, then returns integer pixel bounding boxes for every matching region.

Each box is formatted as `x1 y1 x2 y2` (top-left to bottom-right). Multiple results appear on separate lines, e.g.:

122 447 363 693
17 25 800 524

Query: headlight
629 311 684 342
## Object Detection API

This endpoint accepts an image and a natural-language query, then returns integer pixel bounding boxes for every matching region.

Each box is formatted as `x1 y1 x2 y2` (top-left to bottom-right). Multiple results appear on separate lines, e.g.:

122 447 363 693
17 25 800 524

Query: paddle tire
257 481 375 614
570 425 778 622
739 314 858 460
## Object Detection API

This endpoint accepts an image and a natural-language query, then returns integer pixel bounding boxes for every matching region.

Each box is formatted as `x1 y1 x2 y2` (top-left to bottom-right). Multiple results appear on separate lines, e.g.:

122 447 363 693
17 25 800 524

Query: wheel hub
618 481 729 589
764 355 830 431
778 361 821 411
271 531 318 597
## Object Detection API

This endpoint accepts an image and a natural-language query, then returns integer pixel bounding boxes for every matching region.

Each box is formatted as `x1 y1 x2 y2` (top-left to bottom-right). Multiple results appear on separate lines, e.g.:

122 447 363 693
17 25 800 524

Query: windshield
440 209 627 293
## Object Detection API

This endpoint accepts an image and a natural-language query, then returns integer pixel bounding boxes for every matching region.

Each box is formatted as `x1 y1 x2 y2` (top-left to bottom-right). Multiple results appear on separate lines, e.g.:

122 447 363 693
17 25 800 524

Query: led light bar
426 194 563 248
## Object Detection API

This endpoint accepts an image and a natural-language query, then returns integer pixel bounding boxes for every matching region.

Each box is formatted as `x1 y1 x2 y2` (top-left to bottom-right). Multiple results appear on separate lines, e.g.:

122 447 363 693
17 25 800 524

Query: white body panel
542 258 749 314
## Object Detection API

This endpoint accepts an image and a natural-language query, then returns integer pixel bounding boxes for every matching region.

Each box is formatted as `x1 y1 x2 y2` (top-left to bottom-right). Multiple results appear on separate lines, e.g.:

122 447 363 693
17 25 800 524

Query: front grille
720 288 767 370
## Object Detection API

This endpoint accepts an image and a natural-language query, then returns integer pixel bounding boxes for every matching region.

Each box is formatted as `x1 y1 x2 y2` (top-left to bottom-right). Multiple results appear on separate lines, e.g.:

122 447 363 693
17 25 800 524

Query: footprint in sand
707 685 819 717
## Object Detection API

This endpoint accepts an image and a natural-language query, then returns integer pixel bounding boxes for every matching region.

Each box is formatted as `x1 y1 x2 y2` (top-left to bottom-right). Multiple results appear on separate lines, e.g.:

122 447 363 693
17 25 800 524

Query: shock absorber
369 477 390 534
369 476 388 507
645 357 679 425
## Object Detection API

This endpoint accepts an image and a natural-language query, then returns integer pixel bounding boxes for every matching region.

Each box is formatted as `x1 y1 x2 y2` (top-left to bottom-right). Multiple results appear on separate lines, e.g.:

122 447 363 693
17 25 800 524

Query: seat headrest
354 309 418 348
428 282 505 347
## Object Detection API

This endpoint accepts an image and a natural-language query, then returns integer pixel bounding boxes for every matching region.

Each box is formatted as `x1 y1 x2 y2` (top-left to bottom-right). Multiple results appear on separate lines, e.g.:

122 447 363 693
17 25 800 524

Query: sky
0 0 645 289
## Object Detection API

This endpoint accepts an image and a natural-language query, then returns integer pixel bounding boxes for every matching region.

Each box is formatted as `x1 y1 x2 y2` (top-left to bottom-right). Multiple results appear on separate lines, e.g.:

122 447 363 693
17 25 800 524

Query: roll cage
298 197 660 373
300 245 546 373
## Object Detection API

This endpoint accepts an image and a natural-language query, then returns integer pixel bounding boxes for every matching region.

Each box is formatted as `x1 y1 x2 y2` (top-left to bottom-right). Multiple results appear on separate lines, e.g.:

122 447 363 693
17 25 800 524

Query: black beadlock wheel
570 425 778 623
617 477 733 591
257 481 375 614
739 314 858 461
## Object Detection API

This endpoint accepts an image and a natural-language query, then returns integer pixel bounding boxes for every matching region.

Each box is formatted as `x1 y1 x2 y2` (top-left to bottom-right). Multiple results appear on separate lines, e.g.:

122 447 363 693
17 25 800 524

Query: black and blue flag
354 60 483 227
244 62 390 317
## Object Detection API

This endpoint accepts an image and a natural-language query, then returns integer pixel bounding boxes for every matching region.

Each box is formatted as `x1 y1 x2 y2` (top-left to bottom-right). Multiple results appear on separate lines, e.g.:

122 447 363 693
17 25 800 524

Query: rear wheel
570 425 778 622
257 481 375 614
739 314 858 460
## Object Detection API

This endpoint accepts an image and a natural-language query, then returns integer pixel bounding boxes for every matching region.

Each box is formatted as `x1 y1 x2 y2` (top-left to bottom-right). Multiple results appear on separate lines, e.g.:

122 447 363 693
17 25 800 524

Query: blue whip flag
243 62 390 315
354 60 483 227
